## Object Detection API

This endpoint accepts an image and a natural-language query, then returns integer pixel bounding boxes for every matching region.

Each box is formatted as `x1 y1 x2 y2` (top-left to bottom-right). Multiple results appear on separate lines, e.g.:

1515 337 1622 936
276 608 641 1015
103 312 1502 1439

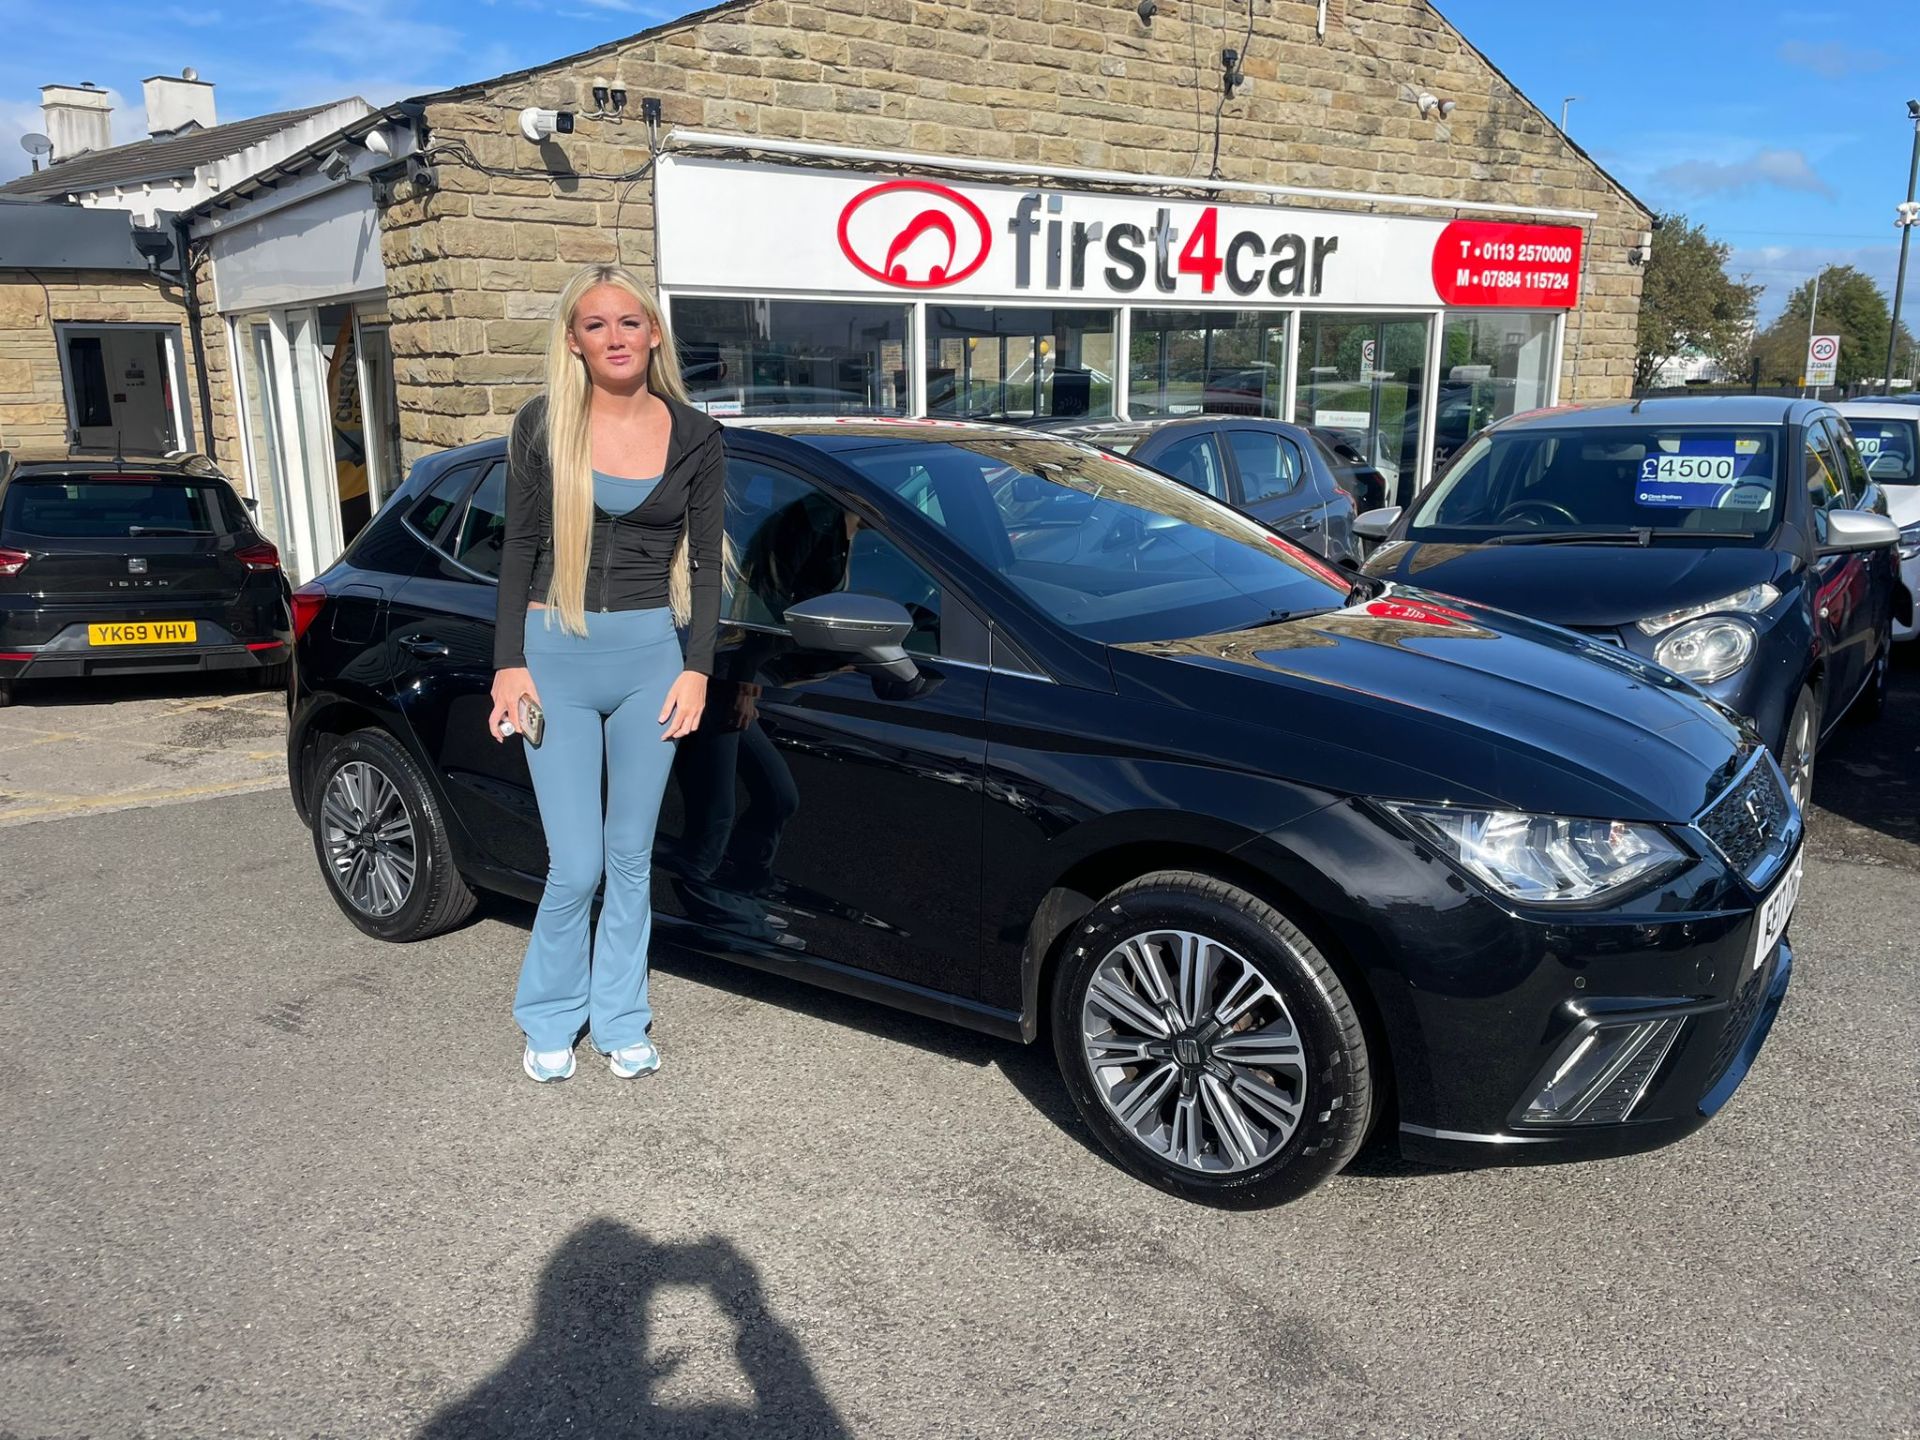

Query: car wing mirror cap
783 592 920 682
1818 509 1901 556
1354 505 1403 540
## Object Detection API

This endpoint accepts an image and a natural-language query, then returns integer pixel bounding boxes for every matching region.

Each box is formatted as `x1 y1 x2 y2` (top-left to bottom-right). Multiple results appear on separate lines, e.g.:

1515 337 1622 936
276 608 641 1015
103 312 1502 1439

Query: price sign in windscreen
1635 437 1765 509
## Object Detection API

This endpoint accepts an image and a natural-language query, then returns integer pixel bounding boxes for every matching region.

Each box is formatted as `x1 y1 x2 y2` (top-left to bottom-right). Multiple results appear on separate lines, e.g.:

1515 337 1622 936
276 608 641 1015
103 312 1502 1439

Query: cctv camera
1908 98 1920 120
319 146 353 181
1437 98 1456 119
518 107 576 143
1136 0 1156 22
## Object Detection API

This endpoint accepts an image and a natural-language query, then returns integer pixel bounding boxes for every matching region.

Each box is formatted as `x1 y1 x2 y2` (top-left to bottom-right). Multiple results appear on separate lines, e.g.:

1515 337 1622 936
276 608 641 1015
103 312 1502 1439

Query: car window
1846 415 1919 484
1144 432 1227 500
1226 430 1304 503
1409 425 1783 543
1823 419 1870 505
1805 425 1845 514
0 475 239 538
830 434 1349 646
724 459 942 656
450 461 508 577
407 461 481 544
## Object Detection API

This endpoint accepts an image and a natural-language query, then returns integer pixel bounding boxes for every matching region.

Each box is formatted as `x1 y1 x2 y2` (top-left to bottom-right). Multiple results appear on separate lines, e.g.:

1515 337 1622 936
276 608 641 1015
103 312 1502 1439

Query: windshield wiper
126 525 212 536
1485 528 1654 547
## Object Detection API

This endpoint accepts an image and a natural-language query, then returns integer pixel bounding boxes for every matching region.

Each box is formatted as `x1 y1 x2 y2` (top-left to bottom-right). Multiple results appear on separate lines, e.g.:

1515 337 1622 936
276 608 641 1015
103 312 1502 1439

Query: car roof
1833 400 1920 420
2 450 230 480
1491 396 1825 432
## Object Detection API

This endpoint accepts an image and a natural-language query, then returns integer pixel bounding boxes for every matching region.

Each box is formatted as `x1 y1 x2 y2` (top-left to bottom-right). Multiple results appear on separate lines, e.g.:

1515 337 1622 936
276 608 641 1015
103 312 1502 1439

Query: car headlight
1383 803 1686 904
1652 617 1755 684
1898 521 1920 562
1635 584 1779 636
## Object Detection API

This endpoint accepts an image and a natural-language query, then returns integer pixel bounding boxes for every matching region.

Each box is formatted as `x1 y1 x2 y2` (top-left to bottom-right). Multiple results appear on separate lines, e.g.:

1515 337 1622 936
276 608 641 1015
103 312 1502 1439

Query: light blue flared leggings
515 603 682 1053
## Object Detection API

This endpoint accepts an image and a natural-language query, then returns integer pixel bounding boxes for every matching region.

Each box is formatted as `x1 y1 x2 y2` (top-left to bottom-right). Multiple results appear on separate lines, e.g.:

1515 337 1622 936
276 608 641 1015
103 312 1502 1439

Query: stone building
166 0 1651 582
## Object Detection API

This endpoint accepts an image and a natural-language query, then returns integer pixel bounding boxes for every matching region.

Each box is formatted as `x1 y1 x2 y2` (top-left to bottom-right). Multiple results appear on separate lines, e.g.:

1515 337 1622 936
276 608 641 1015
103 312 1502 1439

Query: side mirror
243 496 260 514
783 592 919 683
1818 509 1901 556
1354 505 1403 541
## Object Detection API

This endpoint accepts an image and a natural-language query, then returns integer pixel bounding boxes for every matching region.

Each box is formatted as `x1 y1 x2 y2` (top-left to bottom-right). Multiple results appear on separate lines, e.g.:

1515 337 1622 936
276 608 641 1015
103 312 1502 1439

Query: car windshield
1 475 245 538
1845 415 1919 485
1406 424 1783 543
828 434 1350 644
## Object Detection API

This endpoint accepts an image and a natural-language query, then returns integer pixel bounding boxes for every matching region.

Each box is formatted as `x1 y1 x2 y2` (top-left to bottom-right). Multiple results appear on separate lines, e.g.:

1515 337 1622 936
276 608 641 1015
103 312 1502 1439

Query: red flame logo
838 180 992 290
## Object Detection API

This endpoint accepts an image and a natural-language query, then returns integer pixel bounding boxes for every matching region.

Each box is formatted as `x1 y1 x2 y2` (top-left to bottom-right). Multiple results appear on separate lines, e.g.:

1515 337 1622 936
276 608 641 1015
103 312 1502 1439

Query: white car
1836 401 1920 641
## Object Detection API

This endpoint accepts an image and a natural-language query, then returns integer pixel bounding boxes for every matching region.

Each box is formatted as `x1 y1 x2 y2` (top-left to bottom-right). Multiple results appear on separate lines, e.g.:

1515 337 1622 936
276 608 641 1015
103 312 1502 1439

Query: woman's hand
659 670 708 741
489 667 540 744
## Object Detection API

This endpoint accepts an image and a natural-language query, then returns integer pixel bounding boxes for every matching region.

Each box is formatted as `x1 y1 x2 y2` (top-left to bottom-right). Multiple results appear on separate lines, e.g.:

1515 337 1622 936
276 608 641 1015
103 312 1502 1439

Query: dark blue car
1358 398 1909 808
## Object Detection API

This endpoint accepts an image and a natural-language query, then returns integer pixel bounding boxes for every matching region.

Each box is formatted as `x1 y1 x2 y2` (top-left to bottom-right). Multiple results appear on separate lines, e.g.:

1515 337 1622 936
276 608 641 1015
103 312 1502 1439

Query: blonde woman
489 264 723 1083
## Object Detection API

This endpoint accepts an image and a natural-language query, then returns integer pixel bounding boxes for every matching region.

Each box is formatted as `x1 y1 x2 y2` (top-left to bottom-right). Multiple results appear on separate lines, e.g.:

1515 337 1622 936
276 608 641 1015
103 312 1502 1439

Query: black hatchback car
290 420 1801 1207
1358 398 1908 810
1041 416 1359 564
0 450 292 706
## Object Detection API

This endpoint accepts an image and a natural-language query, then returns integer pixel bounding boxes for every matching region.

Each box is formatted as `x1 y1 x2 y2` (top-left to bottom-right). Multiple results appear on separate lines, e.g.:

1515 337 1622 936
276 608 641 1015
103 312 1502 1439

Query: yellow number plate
87 621 198 646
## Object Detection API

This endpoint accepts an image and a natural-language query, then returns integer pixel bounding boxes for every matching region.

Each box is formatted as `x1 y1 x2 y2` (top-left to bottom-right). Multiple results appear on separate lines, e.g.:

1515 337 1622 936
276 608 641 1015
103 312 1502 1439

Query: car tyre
310 727 477 941
1050 870 1372 1209
0 680 11 709
1782 685 1820 813
257 661 290 694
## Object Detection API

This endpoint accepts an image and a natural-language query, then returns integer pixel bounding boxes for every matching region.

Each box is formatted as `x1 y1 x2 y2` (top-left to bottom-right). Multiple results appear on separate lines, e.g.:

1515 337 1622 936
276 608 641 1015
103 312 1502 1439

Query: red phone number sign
1431 220 1583 309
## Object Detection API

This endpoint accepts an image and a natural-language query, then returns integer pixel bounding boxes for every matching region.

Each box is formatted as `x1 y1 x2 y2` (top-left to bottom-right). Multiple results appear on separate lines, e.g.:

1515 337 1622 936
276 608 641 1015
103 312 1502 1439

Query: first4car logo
837 180 993 289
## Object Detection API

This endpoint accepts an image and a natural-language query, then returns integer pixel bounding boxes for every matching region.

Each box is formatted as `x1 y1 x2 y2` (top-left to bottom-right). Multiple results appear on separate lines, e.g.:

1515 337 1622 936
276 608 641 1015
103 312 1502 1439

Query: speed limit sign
1807 334 1839 385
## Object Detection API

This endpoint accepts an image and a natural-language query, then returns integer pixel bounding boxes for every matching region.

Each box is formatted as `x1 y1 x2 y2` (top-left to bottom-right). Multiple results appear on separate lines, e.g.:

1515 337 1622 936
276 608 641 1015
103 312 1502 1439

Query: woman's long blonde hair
541 263 693 638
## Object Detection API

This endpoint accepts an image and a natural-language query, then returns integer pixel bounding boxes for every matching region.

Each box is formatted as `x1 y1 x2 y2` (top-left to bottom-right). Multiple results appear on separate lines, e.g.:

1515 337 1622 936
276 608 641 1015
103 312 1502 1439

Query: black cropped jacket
492 394 726 674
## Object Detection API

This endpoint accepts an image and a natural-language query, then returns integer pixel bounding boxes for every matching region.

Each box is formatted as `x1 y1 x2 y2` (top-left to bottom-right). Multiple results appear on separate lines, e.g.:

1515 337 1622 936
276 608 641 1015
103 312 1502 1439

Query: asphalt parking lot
1 657 1916 1439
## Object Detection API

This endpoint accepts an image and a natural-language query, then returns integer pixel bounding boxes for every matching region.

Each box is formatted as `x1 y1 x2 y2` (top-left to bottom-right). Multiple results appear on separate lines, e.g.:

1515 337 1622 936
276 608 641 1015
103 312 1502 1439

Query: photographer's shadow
418 1219 848 1439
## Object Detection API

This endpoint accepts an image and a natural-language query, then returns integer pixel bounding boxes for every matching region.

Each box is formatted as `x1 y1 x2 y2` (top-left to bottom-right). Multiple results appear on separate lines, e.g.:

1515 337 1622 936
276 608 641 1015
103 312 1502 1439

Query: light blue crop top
592 469 662 516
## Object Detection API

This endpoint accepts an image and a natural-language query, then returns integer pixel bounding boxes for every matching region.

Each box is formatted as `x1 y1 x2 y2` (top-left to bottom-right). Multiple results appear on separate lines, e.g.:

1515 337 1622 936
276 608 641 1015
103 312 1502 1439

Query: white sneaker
522 1044 576 1083
606 1039 660 1079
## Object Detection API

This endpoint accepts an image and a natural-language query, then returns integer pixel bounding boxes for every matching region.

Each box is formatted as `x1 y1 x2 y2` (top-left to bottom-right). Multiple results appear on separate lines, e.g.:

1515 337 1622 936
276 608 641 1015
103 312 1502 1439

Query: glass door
1294 314 1432 505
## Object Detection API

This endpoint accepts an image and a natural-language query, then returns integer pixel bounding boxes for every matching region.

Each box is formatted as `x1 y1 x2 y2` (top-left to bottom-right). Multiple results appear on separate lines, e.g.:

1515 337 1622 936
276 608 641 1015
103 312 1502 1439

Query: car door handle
397 634 450 658
1296 515 1322 530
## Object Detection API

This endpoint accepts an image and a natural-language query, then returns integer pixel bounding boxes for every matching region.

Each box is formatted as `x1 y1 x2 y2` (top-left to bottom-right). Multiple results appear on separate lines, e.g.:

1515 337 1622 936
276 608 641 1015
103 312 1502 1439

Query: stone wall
382 0 1650 461
0 270 210 455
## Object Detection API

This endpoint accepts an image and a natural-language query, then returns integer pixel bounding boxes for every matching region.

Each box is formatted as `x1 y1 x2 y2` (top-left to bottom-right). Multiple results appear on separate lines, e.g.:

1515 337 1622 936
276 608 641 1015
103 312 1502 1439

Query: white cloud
1648 148 1836 201
1778 41 1894 80
1731 242 1904 322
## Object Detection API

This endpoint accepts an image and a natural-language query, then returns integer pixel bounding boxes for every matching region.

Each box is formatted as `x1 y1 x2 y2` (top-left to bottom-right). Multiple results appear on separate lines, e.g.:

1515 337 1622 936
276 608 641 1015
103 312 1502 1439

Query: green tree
1749 265 1914 388
1634 213 1761 390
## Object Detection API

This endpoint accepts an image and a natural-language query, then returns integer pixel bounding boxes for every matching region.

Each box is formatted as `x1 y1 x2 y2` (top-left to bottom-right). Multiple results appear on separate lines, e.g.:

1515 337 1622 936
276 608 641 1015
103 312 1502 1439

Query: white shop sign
656 156 1585 311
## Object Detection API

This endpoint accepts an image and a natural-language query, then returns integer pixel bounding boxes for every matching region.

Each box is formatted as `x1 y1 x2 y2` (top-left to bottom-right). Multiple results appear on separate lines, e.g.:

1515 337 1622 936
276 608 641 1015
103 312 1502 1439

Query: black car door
386 456 548 879
1132 429 1231 505
1220 427 1332 554
1802 420 1873 719
652 452 992 1007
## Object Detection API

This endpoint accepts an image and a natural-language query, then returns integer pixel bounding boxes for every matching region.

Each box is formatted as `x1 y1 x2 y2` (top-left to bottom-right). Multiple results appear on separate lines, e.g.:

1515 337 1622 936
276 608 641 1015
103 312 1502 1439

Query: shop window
674 298 908 416
724 459 941 654
1294 314 1430 506
1436 313 1558 468
1225 430 1304 503
926 307 1115 420
1129 310 1288 419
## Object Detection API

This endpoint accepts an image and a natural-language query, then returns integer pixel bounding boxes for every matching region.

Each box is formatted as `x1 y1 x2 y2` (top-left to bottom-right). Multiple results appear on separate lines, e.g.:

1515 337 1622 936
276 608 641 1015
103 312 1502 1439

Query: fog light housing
1519 1016 1686 1125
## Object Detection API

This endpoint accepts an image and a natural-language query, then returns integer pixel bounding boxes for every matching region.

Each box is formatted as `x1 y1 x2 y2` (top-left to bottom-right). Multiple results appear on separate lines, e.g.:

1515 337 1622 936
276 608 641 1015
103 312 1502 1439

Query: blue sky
2 0 1915 321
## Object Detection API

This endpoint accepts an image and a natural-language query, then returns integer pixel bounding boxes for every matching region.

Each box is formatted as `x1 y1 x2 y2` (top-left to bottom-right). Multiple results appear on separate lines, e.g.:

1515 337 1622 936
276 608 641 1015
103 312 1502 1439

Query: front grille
1696 754 1794 882
1709 953 1772 1084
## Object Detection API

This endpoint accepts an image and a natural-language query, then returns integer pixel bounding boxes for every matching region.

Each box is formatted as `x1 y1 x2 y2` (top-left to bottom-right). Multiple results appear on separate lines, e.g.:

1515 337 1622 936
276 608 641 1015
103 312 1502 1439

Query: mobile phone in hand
518 696 545 748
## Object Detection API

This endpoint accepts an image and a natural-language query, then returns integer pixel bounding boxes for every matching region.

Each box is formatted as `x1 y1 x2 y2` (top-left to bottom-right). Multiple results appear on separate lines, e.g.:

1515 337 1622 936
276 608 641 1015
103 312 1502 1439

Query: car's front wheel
1782 685 1820 812
309 728 476 941
1050 871 1372 1208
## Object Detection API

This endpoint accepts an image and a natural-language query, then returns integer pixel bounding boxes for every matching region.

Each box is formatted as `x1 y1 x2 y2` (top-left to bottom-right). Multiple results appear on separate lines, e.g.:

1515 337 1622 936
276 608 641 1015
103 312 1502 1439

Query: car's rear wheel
310 728 476 941
1050 871 1372 1208
257 661 290 693
0 680 12 709
1783 685 1820 812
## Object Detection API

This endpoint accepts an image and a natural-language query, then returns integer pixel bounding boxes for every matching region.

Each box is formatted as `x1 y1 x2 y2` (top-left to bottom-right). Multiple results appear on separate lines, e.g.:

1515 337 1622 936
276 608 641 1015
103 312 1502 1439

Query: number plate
87 621 198 646
1751 849 1804 972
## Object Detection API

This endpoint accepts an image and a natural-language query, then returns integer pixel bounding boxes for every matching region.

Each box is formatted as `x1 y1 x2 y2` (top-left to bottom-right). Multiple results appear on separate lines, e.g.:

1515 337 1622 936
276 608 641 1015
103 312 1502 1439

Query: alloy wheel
319 760 418 917
1785 700 1817 812
1079 928 1308 1175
